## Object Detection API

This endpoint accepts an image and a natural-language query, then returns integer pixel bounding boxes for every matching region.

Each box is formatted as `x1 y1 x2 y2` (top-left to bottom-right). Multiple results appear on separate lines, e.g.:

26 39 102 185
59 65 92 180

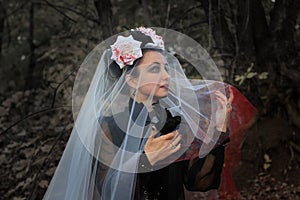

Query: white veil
43 27 233 200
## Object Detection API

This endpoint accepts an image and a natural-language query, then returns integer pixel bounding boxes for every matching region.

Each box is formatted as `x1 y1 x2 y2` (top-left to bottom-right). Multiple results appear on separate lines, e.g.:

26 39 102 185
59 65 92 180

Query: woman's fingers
170 143 181 151
144 128 183 164
148 125 157 140
170 131 182 146
215 96 226 105
215 89 234 111
228 87 234 103
215 90 227 100
160 131 176 140
215 91 227 105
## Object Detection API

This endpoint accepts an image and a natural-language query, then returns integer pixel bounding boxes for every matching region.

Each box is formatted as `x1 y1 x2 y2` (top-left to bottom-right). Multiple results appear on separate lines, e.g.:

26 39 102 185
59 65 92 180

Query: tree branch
141 0 151 26
94 0 113 39
43 0 77 23
168 4 202 28
38 1 99 24
201 0 235 52
48 69 77 108
25 2 36 89
28 125 68 200
0 106 71 137
0 1 5 55
5 2 29 17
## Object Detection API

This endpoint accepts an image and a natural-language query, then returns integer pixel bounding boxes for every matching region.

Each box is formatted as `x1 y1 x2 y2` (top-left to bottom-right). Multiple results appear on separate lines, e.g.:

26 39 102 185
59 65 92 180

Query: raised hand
144 126 182 165
214 87 234 132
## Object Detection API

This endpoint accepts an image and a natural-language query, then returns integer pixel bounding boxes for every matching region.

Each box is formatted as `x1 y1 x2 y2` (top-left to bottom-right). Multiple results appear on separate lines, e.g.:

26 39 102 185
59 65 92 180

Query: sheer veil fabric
43 28 256 200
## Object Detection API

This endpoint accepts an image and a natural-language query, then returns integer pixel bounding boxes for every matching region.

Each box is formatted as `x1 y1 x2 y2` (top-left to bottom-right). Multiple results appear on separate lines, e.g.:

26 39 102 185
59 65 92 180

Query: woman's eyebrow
146 62 167 68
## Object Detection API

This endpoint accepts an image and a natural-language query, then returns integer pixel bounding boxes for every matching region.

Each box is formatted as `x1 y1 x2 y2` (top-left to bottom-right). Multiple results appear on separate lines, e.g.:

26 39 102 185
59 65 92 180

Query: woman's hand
214 87 234 132
144 126 182 166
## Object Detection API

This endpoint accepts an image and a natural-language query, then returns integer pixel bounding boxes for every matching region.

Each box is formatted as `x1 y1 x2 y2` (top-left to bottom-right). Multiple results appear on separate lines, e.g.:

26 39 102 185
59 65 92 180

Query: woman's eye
149 65 161 73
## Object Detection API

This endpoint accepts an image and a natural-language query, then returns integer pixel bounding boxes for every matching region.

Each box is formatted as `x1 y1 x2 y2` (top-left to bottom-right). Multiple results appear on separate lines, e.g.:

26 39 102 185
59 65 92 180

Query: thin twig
38 1 99 24
168 4 202 28
42 0 77 23
226 0 239 83
176 20 208 31
0 106 71 136
164 0 171 28
1 66 76 137
208 0 212 51
5 2 29 17
49 69 77 108
28 125 68 200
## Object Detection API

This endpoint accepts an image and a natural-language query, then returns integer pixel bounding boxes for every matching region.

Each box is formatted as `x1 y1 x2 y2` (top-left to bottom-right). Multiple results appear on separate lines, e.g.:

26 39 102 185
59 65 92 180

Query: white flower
136 27 165 50
110 35 143 69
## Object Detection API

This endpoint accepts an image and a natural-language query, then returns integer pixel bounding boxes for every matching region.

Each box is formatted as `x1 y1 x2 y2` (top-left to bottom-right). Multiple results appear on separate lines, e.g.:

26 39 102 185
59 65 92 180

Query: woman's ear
125 73 137 89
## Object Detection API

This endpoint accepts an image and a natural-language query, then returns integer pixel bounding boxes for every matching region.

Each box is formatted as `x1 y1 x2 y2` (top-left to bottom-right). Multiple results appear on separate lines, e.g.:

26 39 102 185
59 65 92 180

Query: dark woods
0 0 299 199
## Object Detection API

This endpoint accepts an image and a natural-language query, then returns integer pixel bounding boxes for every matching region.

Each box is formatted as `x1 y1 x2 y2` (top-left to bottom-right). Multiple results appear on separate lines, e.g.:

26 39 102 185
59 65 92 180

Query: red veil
175 80 257 199
220 85 257 199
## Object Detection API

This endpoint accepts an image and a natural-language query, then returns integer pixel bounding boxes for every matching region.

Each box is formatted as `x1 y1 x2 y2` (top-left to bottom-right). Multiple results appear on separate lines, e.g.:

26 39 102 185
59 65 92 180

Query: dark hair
108 48 163 80
108 30 164 80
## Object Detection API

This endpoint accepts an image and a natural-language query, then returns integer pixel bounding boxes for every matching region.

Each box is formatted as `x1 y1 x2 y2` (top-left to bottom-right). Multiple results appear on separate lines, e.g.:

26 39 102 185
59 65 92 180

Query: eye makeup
147 62 169 74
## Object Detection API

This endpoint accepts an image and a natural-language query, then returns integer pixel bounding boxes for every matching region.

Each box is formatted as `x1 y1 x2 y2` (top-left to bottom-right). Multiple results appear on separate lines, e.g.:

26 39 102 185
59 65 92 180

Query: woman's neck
130 96 158 111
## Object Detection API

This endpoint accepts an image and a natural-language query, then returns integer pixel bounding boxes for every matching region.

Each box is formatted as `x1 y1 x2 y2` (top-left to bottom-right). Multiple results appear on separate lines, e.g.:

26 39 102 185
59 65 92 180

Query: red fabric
220 85 257 199
173 82 257 198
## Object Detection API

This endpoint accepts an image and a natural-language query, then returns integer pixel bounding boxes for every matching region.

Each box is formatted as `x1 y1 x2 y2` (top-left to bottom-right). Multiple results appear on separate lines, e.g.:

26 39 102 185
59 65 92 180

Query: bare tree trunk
201 0 235 81
201 0 235 53
0 1 5 55
236 0 254 60
236 0 271 64
251 0 271 63
25 2 36 89
141 0 151 26
94 0 113 40
270 0 299 59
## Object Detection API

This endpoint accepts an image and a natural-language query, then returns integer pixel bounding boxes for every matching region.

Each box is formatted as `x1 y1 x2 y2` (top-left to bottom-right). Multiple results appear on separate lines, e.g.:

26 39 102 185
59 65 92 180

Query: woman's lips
160 84 169 89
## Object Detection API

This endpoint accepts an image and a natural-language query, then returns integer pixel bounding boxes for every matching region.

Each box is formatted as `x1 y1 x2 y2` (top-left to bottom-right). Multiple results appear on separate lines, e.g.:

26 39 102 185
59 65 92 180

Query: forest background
0 0 299 199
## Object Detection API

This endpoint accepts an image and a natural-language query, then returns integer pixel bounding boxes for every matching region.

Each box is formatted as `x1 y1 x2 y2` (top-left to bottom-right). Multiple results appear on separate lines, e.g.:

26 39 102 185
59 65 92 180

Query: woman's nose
162 68 170 80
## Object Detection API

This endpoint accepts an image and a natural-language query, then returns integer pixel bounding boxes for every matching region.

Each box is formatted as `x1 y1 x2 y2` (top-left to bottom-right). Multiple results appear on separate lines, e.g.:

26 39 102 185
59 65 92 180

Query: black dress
97 99 226 200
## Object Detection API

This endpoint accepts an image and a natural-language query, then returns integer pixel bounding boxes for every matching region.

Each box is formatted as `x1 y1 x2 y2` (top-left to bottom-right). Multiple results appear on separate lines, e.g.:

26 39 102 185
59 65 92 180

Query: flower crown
110 27 165 69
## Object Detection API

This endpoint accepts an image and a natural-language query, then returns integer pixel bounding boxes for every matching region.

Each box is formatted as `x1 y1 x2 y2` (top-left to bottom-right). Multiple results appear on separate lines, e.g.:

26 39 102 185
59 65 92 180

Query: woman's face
128 50 170 103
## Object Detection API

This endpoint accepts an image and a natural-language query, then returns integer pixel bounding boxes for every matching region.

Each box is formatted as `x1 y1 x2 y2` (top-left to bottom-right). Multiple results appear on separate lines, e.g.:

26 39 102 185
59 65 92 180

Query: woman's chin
156 92 169 99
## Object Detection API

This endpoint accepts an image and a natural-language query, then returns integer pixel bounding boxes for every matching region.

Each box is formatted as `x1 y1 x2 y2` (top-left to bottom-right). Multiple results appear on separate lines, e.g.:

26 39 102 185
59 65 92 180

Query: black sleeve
184 130 229 192
138 152 154 173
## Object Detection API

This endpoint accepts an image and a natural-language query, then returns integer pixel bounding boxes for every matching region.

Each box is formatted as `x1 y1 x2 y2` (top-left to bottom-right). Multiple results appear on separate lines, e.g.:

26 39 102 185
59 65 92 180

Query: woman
43 27 256 200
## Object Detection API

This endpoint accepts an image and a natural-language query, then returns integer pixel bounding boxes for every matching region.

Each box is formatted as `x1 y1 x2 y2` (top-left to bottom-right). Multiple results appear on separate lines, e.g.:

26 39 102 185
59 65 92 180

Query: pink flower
136 27 165 50
110 35 143 69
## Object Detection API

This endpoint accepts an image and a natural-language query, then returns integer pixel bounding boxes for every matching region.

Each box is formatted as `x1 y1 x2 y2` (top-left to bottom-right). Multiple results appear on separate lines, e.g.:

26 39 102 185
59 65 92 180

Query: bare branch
28 125 68 199
38 1 99 24
178 19 208 31
168 4 202 28
25 1 36 89
164 0 171 28
94 0 113 39
5 2 29 17
0 1 5 55
43 0 77 23
49 69 77 108
0 106 71 137
141 0 151 26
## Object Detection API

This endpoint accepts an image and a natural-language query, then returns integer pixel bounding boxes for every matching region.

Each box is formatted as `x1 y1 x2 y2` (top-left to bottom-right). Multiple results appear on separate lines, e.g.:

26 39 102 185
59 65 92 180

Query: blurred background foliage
0 0 299 199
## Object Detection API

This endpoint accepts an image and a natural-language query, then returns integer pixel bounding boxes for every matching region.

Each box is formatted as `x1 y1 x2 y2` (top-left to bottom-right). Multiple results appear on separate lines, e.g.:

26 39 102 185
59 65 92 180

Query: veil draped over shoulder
43 28 256 200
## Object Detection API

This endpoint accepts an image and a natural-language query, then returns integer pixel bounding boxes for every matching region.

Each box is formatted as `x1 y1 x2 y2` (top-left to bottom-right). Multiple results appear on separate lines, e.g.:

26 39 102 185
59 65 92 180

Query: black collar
128 98 151 126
